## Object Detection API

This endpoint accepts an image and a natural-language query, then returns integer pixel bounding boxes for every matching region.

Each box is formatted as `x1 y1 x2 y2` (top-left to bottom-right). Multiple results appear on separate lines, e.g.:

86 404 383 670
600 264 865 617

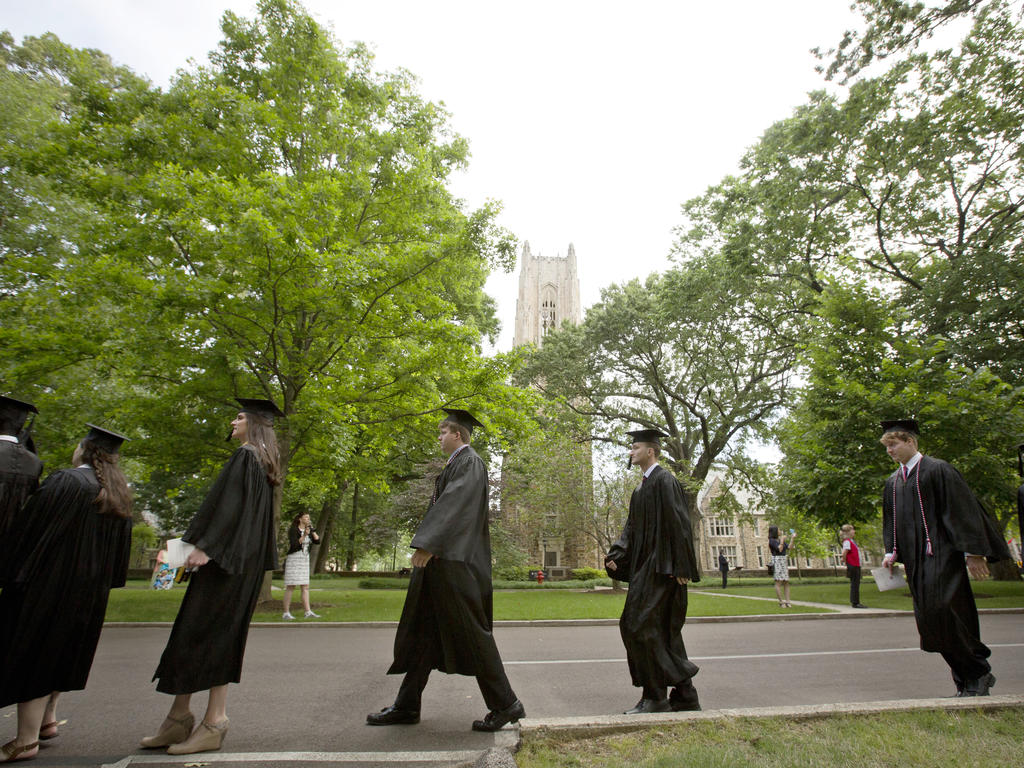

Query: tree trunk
680 487 704 573
313 493 336 574
345 482 360 571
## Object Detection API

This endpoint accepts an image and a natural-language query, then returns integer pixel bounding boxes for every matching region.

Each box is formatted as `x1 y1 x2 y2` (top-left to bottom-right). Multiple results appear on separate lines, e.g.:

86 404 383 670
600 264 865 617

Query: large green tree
674 2 1024 569
520 255 799 540
0 1 532 570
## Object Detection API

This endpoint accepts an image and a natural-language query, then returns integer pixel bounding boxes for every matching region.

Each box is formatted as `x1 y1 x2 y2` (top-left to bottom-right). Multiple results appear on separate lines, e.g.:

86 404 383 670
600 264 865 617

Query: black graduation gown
0 438 44 572
882 455 1010 680
152 446 277 694
607 465 700 691
0 467 131 707
389 446 502 678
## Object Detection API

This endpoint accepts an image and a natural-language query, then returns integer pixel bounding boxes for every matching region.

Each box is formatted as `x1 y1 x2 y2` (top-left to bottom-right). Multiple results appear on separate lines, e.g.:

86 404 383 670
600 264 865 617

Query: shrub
571 567 605 581
492 577 613 590
492 564 534 581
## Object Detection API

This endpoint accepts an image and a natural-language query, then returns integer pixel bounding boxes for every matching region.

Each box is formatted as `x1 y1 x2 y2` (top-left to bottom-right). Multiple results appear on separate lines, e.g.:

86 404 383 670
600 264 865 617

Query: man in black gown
605 428 701 714
367 409 524 732
0 396 43 554
880 419 1010 696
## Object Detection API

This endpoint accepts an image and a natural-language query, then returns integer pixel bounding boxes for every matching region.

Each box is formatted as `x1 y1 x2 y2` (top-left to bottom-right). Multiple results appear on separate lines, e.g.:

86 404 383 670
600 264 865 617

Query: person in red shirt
840 524 867 608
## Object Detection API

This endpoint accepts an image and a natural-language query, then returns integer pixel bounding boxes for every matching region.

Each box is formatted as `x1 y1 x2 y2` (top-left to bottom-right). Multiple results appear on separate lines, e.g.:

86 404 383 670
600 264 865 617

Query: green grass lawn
516 708 1024 768
694 577 1024 610
98 576 1024 623
103 579 826 622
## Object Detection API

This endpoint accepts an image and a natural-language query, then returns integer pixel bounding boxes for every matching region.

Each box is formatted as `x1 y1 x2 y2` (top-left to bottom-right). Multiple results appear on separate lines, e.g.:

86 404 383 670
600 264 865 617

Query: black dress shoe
962 673 996 697
472 699 525 732
623 698 671 715
366 705 420 725
852 603 869 608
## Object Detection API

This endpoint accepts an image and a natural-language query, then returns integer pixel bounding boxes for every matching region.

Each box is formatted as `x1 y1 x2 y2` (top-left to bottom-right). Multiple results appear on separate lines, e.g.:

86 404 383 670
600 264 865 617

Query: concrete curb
516 693 1024 740
103 606 1024 629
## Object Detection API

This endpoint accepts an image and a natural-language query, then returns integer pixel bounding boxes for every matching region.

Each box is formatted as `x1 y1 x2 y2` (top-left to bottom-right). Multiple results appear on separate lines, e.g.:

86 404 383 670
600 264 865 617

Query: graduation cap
236 398 285 422
442 408 484 435
0 395 38 432
880 419 919 436
626 428 668 468
626 428 668 445
84 423 129 454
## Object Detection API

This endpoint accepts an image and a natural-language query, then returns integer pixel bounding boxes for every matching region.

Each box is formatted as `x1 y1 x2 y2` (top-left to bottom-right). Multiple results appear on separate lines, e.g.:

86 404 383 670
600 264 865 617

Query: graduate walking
143 399 281 755
0 425 132 763
605 428 701 714
367 409 524 732
880 419 1010 697
0 396 43 547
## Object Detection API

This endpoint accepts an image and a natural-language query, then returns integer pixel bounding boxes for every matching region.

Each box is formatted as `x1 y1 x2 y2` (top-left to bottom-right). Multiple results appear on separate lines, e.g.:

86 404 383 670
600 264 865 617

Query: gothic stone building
697 474 875 578
507 241 594 576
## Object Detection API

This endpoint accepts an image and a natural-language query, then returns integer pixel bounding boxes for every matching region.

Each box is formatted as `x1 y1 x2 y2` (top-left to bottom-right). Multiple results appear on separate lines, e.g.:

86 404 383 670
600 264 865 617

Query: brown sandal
38 721 58 741
1 740 39 763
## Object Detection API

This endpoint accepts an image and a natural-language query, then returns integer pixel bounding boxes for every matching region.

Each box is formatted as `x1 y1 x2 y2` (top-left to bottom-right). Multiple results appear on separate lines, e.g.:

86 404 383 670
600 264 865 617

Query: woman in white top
282 513 319 619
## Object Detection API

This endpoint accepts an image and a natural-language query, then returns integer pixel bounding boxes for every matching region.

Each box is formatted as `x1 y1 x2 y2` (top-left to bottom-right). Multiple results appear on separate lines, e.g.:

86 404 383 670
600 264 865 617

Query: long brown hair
76 439 133 519
244 411 282 486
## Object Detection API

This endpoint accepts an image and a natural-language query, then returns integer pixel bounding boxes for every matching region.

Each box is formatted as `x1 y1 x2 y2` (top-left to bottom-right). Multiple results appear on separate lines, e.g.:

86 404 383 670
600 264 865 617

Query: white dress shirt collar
904 452 923 472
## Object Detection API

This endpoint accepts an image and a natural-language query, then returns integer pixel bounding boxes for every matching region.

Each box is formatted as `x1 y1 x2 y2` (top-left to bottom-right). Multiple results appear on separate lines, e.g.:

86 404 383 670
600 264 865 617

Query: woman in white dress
768 525 796 607
282 513 319 619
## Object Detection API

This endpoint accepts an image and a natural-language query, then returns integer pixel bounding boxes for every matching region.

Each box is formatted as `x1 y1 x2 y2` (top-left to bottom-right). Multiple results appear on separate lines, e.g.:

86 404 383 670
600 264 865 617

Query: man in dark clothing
367 409 523 732
605 428 701 714
880 419 1010 696
717 552 729 589
0 395 44 560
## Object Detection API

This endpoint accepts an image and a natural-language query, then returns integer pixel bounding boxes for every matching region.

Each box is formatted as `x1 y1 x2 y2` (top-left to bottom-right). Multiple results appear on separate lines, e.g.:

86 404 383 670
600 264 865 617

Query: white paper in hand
164 537 196 569
871 566 907 592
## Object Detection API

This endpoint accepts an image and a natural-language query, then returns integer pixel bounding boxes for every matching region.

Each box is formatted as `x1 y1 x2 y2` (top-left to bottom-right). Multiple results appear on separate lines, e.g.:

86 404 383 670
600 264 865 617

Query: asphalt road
3 613 1022 767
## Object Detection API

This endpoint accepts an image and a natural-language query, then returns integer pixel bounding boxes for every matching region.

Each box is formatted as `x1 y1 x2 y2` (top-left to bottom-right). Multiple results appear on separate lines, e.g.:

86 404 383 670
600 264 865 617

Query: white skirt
283 548 311 586
771 554 790 581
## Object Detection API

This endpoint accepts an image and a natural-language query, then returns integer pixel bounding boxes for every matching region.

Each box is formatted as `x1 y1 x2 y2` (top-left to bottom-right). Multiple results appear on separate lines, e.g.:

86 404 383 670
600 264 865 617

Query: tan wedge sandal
166 718 228 755
139 712 195 749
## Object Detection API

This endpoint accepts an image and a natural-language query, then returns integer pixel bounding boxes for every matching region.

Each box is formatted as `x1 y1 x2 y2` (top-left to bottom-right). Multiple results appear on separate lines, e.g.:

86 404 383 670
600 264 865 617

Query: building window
540 287 557 336
715 545 737 566
707 517 735 537
805 556 812 567
544 550 559 567
757 546 765 567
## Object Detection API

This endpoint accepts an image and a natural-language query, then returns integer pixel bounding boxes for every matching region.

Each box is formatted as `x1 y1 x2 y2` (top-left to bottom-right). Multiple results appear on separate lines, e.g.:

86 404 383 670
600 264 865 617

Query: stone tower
508 241 594 577
512 242 581 347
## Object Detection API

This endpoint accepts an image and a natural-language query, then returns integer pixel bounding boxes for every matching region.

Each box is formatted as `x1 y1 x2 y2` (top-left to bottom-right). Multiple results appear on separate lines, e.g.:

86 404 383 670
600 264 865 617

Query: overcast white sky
3 0 860 350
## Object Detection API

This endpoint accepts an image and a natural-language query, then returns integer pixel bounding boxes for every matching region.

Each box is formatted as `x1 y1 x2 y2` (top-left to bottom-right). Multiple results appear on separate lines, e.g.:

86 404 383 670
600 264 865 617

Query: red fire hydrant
537 569 545 584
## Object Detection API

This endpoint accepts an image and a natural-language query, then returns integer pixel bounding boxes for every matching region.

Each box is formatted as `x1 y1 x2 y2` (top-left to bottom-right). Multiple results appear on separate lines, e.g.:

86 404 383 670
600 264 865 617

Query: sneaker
282 612 295 620
304 610 321 618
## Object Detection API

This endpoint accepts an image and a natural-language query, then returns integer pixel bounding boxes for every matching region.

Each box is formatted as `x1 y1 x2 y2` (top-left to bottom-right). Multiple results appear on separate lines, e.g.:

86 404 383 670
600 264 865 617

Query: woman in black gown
141 399 280 756
0 425 132 763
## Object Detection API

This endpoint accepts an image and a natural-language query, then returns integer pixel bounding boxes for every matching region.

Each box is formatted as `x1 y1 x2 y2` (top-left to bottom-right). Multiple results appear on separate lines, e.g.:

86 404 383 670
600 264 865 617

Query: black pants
720 569 728 589
847 565 861 606
393 632 516 713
